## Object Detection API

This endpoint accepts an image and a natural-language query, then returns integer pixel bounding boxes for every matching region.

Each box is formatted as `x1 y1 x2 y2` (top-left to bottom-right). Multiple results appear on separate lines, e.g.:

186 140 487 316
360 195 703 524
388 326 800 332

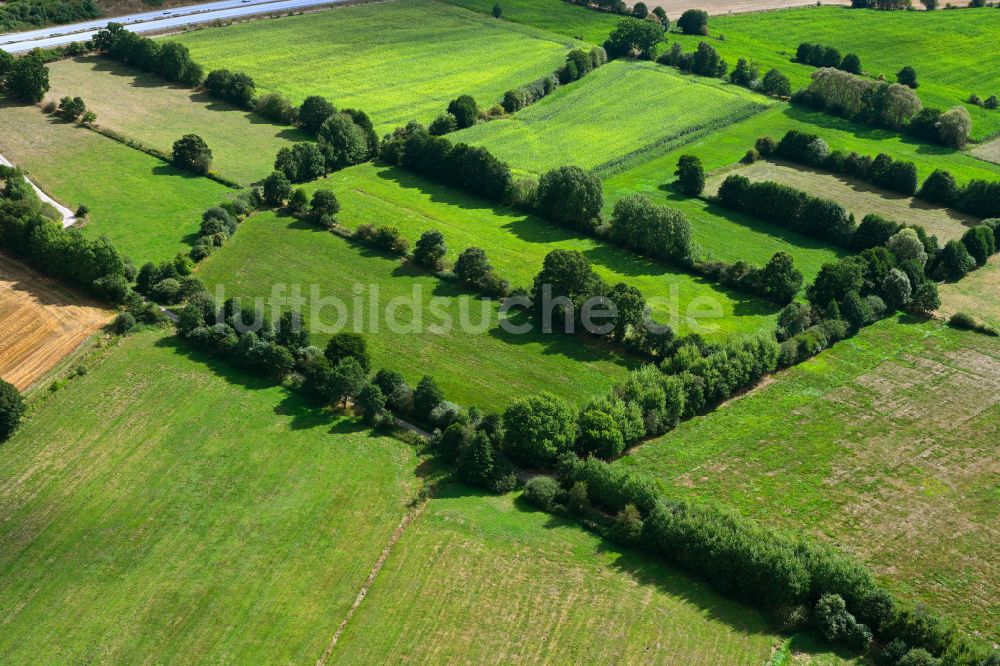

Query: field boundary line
315 494 429 665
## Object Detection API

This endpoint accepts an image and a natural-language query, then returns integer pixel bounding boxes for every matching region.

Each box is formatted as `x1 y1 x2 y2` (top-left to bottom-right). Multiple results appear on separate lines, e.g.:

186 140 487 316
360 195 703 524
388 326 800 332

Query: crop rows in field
453 60 772 175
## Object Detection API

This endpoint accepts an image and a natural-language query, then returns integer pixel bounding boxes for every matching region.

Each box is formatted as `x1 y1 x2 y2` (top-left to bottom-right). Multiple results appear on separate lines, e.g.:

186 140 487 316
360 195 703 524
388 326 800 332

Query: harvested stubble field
0 330 421 663
705 159 982 242
669 6 1000 140
617 316 1000 640
0 252 111 390
195 211 637 409
306 163 781 338
453 59 772 175
44 57 310 185
171 0 583 133
0 100 230 264
331 487 859 665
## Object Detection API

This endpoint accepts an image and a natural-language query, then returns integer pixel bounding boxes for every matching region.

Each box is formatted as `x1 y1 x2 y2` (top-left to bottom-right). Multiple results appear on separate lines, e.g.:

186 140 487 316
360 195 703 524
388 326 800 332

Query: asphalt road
1 0 350 53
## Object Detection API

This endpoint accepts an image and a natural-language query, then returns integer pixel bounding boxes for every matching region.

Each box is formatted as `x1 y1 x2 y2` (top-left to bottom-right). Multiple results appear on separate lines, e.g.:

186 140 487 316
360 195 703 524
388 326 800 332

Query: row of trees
0 190 131 303
763 130 1000 218
499 47 608 116
381 123 514 202
94 23 203 86
796 42 863 74
717 174 859 246
795 68 972 147
657 43 792 98
769 130 919 195
547 454 990 664
0 51 50 103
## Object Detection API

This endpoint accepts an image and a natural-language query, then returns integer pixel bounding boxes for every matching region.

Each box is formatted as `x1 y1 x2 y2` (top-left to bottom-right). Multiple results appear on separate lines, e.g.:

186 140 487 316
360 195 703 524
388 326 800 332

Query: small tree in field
414 230 447 270
262 171 292 207
674 155 705 196
447 95 479 129
172 134 212 174
492 2 502 18
896 66 918 89
677 9 708 35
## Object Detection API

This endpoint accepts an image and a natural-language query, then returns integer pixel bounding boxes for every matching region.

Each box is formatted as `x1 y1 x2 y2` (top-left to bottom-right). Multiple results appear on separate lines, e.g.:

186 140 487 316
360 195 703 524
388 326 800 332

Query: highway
1 0 350 53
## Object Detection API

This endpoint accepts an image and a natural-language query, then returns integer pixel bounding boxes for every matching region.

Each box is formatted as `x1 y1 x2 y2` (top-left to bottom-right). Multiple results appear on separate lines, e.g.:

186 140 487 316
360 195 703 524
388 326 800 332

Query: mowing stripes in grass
452 60 773 175
617 316 1000 641
170 0 583 133
0 330 420 663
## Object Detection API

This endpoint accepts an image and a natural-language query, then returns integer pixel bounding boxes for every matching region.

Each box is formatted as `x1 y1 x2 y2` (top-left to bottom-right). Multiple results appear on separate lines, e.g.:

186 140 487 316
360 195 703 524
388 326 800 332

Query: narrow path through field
0 154 76 227
315 496 430 665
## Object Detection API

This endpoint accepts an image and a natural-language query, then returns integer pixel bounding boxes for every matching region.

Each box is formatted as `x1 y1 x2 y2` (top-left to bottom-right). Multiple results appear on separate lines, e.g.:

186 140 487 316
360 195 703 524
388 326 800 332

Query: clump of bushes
948 312 999 336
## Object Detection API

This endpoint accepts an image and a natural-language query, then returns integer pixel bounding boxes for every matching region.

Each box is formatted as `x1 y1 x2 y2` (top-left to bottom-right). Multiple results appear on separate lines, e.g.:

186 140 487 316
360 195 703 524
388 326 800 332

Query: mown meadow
0 100 229 264
195 211 637 409
617 316 1000 641
45 57 310 185
0 331 420 663
171 0 584 133
331 487 860 665
304 163 782 337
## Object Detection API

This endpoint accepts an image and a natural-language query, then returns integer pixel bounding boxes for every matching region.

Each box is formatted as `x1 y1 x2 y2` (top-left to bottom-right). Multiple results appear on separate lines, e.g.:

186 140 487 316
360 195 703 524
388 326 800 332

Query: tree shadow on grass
427 483 791 642
780 104 960 157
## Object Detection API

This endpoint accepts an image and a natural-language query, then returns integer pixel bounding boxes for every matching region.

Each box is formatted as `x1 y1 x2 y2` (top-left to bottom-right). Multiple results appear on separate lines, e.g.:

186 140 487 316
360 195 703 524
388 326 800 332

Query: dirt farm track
0 252 112 390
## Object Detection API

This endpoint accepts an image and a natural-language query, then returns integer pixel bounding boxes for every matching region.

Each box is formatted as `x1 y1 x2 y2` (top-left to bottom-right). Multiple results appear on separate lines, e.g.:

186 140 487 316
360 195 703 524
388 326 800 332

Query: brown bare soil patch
706 159 981 241
0 252 112 390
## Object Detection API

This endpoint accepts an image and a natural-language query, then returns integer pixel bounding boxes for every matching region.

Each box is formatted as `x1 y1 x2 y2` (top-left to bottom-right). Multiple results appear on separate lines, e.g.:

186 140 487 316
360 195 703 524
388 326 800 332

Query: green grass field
171 0 583 133
307 163 781 337
331 486 858 665
0 330 421 663
45 57 309 185
616 316 1000 640
195 210 637 408
453 60 772 175
670 6 1000 141
441 0 621 44
0 100 229 264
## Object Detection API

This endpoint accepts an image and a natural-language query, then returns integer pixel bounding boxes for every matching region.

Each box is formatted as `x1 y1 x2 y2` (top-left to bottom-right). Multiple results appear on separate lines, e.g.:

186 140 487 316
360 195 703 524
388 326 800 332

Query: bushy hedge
502 47 607 115
0 195 131 303
381 123 513 203
717 174 856 246
93 23 204 87
773 130 918 195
